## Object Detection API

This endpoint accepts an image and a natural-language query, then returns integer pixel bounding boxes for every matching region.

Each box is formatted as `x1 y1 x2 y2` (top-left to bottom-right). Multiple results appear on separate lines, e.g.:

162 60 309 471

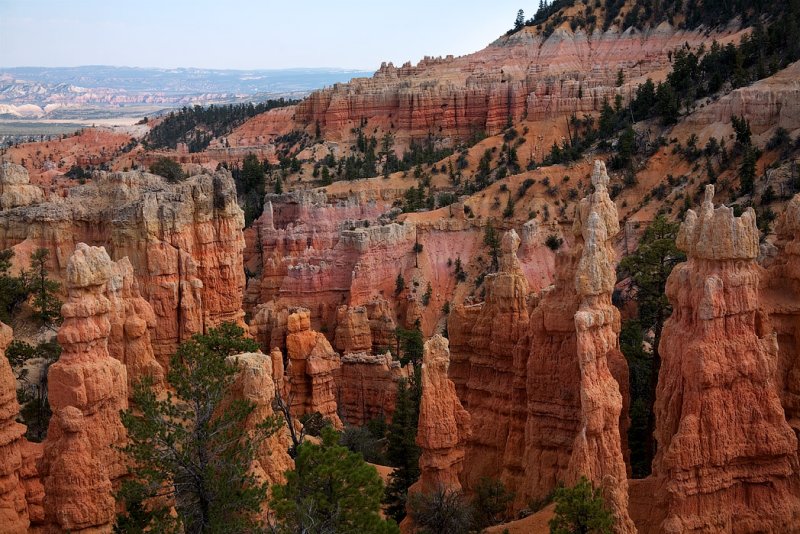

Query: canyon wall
286 25 736 144
631 186 800 533
0 167 246 365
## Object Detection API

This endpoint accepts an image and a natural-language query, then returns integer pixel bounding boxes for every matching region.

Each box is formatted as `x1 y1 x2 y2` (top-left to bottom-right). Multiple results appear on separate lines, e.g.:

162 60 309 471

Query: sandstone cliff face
334 305 373 354
40 244 128 533
0 162 44 210
448 229 530 490
632 186 800 533
225 352 294 487
284 309 342 428
0 322 32 534
0 168 246 365
289 24 737 144
337 351 407 426
567 161 635 534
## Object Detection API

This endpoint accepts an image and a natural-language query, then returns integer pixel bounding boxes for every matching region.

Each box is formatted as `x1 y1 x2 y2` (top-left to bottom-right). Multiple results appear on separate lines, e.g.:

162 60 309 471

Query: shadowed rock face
760 194 800 448
41 243 128 533
630 186 800 533
0 168 246 366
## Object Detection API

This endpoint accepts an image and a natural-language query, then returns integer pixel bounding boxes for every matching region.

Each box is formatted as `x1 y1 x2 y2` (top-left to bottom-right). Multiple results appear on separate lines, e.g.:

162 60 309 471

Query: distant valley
0 65 372 140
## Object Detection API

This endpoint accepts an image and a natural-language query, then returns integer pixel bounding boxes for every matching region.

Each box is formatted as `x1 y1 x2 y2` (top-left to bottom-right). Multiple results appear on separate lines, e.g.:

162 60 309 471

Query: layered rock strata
289 25 737 143
40 243 128 533
633 186 800 533
0 168 246 365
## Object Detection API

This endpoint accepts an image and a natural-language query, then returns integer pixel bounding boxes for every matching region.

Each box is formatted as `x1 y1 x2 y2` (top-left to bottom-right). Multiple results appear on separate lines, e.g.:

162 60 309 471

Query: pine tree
29 248 61 325
383 378 421 522
116 323 277 533
270 427 399 533
549 477 614 534
484 222 501 271
617 216 684 476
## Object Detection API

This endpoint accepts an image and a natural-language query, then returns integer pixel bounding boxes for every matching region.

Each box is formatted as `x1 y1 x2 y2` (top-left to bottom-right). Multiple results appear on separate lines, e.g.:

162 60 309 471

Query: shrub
545 234 563 251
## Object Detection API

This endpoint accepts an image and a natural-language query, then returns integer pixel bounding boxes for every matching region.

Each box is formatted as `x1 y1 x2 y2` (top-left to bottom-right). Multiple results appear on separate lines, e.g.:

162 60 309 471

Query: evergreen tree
617 216 684 476
739 147 758 196
149 157 184 182
395 273 406 296
29 248 61 325
0 249 29 323
514 9 525 30
270 427 399 533
484 221 501 271
549 477 614 534
383 378 421 523
116 323 277 533
274 175 284 194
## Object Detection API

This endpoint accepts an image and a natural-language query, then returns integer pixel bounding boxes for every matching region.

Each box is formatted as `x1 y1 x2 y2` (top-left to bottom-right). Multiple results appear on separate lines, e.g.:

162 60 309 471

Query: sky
0 0 528 70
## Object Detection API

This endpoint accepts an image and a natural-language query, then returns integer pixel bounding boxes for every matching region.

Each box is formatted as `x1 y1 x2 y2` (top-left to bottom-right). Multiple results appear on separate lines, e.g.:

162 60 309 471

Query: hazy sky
0 0 527 70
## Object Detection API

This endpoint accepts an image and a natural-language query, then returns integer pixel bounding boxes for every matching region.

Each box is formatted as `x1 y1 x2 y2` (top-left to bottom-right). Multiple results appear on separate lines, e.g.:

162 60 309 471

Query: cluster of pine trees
145 100 297 152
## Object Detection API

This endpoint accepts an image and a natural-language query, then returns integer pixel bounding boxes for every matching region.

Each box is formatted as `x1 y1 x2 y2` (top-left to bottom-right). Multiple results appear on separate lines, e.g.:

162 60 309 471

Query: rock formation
106 256 165 392
225 352 294 486
334 305 373 354
631 186 800 533
337 351 407 426
567 161 635 533
401 335 471 533
40 243 128 533
285 25 735 144
448 228 530 489
0 162 44 209
41 407 117 533
0 168 246 365
0 322 32 533
413 335 471 494
284 308 342 428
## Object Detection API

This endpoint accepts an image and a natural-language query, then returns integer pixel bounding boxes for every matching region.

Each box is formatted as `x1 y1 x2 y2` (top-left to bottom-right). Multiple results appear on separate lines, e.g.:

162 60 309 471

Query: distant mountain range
0 66 373 119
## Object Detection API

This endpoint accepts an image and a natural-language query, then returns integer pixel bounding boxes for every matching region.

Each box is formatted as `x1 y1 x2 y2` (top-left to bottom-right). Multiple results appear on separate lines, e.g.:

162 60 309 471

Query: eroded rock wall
633 186 800 533
0 168 246 365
